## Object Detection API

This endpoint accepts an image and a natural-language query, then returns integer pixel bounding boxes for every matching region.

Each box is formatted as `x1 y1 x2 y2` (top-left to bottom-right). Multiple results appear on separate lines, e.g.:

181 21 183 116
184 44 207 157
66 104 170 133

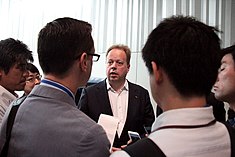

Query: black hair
0 38 33 74
26 63 40 74
142 15 221 96
38 17 94 75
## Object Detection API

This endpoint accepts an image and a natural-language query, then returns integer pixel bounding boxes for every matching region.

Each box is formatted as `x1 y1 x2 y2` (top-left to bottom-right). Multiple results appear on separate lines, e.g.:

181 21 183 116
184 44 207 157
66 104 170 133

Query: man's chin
214 93 223 101
109 78 118 82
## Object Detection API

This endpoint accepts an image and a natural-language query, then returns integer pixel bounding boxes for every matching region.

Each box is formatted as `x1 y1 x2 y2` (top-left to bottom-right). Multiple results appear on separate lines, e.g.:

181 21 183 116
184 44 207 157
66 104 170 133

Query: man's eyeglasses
87 53 100 62
26 74 42 83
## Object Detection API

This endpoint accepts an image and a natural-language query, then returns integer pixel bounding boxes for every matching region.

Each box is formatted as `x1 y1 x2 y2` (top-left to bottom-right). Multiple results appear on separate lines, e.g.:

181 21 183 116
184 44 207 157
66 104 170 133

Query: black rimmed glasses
87 53 100 62
74 53 100 62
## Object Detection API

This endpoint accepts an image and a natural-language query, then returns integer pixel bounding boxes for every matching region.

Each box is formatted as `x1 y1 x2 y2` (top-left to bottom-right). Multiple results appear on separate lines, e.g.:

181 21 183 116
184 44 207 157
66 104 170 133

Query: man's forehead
222 53 233 61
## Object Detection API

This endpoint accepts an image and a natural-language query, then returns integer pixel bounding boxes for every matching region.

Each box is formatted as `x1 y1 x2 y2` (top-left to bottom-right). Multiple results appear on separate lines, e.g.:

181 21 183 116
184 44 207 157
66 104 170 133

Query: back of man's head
142 15 221 97
0 38 33 74
38 17 94 76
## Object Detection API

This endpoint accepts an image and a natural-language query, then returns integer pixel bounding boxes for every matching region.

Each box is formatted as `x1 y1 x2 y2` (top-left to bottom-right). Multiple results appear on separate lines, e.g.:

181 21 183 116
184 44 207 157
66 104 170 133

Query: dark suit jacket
78 79 155 147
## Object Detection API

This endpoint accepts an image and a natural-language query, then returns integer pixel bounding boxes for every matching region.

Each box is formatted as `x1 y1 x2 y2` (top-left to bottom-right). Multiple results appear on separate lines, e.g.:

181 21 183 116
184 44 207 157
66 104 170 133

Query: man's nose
34 79 40 85
110 62 118 68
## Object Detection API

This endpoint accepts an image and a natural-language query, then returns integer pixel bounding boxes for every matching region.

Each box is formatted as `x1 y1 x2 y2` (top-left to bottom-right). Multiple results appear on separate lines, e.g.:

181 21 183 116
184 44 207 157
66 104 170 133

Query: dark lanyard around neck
152 119 216 132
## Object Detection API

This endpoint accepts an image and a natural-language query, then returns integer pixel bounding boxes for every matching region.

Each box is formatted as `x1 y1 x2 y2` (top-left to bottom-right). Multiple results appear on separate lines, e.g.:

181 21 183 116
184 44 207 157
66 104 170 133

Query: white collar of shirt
106 79 129 92
0 85 17 123
152 106 215 131
0 85 17 127
0 85 17 104
148 106 231 157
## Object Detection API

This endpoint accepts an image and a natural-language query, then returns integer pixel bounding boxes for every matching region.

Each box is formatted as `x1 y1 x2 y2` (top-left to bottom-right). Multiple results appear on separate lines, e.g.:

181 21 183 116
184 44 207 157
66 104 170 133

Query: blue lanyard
41 79 74 99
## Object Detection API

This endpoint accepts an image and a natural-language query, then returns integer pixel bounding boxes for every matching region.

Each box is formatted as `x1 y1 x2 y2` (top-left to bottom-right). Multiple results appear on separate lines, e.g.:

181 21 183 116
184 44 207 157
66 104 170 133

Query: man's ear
151 61 162 83
79 53 88 72
127 64 130 72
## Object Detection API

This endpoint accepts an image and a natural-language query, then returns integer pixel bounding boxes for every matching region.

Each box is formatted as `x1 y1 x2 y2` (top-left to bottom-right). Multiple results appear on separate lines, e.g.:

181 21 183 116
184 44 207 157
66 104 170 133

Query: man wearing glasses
78 44 155 151
0 18 110 157
23 63 42 96
87 53 100 62
0 38 33 127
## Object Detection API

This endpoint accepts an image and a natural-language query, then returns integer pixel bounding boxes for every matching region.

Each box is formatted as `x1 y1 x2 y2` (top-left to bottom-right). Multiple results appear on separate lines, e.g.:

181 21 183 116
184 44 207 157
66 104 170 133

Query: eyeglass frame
26 74 42 83
87 53 100 62
74 53 100 62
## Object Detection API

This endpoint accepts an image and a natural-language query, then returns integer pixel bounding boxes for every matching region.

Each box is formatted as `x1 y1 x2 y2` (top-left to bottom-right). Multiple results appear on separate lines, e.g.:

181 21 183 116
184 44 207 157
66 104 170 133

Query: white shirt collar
0 85 17 107
106 79 129 92
0 85 17 100
152 106 215 131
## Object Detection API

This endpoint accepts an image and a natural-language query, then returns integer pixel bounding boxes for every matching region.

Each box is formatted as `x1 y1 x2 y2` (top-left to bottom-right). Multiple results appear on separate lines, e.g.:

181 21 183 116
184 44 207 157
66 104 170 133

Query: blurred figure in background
0 38 33 126
23 63 41 96
214 44 235 127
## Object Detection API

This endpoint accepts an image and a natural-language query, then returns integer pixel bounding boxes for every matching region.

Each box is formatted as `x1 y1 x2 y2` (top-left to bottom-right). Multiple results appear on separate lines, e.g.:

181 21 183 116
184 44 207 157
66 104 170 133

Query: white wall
1 0 235 110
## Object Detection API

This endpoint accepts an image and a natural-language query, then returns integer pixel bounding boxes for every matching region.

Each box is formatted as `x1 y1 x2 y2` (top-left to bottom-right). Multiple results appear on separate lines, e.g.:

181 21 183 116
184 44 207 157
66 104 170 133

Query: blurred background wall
0 0 234 108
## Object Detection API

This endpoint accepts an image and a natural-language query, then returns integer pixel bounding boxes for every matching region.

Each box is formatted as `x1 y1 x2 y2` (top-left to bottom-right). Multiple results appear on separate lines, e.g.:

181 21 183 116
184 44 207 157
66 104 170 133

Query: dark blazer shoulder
85 79 106 92
128 81 148 93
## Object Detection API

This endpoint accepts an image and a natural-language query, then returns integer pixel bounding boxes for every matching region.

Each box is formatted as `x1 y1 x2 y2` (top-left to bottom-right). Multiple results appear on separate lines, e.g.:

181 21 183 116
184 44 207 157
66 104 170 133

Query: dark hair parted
38 17 94 75
106 44 131 65
0 38 33 74
142 15 221 96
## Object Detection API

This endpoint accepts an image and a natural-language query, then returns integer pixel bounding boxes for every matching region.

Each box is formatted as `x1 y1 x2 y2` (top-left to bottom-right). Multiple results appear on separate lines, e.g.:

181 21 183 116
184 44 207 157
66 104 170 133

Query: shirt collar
106 79 129 92
152 106 215 130
0 85 17 102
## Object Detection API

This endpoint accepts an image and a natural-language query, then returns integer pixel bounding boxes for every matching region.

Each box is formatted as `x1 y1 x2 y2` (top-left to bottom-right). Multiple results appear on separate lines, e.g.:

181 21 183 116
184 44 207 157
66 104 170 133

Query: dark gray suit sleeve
79 122 111 157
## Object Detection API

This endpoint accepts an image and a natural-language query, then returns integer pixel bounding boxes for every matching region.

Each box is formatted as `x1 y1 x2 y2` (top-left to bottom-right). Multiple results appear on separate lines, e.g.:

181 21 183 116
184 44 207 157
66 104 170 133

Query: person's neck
161 93 207 112
155 77 207 112
109 80 125 92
